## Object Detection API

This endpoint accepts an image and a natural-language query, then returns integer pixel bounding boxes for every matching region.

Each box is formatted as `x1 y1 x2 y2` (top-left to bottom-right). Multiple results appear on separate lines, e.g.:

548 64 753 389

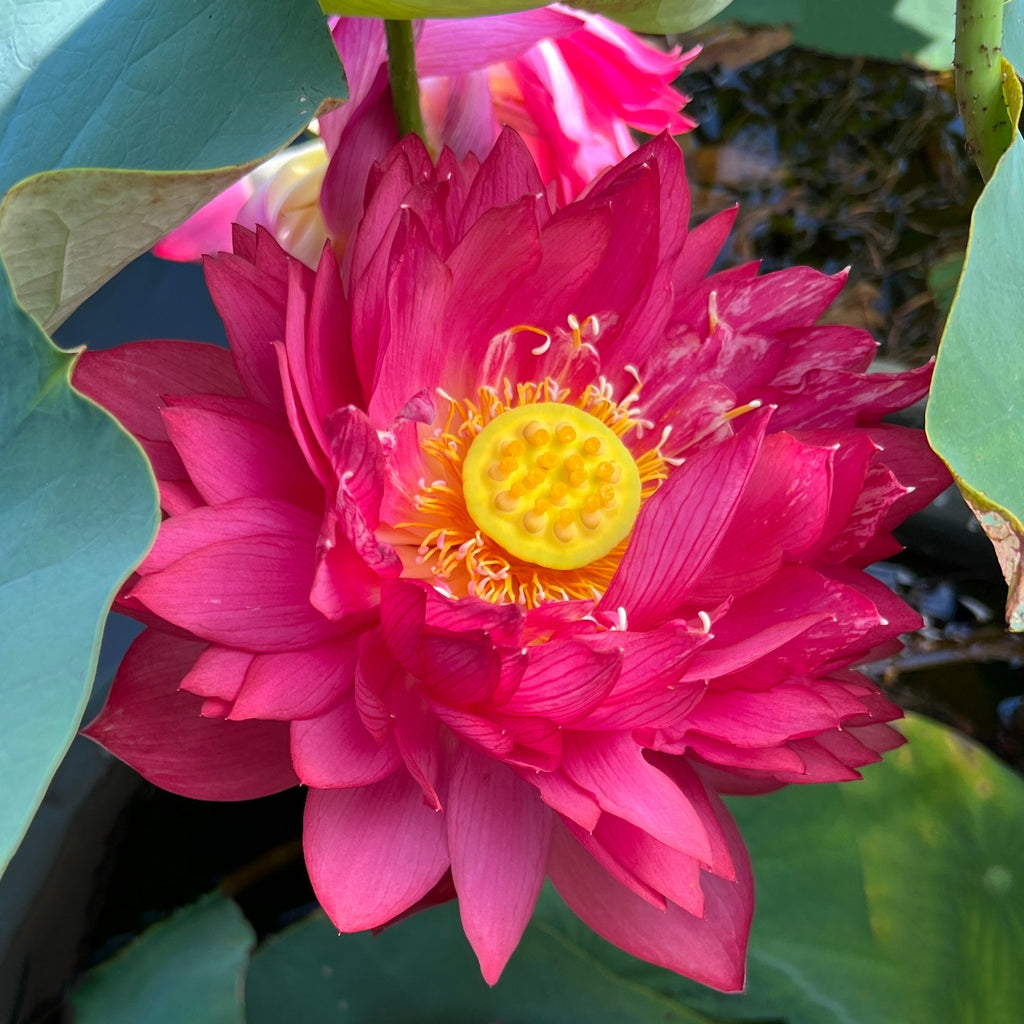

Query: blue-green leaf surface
927 8 1024 629
0 281 157 874
0 0 345 875
71 894 255 1024
716 0 955 68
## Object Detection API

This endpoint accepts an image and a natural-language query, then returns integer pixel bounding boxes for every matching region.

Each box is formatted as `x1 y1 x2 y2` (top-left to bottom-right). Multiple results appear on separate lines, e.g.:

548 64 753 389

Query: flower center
397 373 668 608
462 403 642 570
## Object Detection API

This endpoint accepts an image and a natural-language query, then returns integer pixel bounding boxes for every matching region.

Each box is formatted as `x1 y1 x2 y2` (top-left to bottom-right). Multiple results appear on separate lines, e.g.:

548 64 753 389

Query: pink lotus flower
154 6 696 264
77 130 949 990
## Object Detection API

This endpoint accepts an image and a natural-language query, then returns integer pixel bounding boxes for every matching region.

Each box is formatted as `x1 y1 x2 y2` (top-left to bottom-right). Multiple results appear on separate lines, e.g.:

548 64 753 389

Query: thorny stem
384 20 426 142
955 0 1015 181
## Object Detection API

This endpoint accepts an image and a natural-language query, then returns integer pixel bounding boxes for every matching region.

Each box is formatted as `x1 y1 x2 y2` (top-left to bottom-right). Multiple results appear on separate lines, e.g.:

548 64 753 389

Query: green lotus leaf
0 278 157 874
320 0 734 33
715 0 956 68
72 894 255 1024
926 50 1024 629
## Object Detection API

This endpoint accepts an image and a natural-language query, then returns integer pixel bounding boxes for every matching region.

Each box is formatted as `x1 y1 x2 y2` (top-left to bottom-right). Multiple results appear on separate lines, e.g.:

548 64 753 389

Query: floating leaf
593 715 1024 1023
246 896 727 1023
71 894 255 1024
245 716 1022 1022
321 0 734 33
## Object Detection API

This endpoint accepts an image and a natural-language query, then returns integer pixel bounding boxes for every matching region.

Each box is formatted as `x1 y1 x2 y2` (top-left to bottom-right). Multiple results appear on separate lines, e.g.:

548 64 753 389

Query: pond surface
678 34 981 363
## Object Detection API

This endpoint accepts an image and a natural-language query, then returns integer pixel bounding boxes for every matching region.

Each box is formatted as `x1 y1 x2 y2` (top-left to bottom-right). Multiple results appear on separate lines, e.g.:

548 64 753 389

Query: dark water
679 42 982 363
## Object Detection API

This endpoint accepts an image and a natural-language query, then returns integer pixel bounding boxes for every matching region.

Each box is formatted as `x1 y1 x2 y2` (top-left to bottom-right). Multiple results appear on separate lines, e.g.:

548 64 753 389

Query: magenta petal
681 612 832 683
367 213 453 426
562 731 712 862
458 128 547 233
161 402 320 509
419 631 504 705
325 405 385 521
602 414 768 629
131 505 337 651
203 251 288 414
308 243 363 414
228 637 358 721
73 341 244 485
83 630 297 800
320 68 398 241
73 341 243 439
304 772 450 931
594 813 705 917
686 683 845 747
309 526 384 621
391 685 443 810
291 690 401 788
139 497 303 574
322 405 402 577
687 432 833 604
180 644 251 702
447 745 552 984
502 641 620 723
153 179 253 261
548 800 752 992
521 768 600 832
432 70 498 162
417 9 582 75
561 818 666 909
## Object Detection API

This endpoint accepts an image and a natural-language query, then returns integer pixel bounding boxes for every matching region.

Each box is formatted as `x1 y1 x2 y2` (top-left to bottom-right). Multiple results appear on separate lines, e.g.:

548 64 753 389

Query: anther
723 399 763 421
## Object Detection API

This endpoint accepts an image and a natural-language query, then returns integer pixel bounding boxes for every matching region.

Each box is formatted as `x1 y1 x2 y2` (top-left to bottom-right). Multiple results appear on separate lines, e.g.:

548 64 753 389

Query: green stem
384 20 426 142
955 0 1014 181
